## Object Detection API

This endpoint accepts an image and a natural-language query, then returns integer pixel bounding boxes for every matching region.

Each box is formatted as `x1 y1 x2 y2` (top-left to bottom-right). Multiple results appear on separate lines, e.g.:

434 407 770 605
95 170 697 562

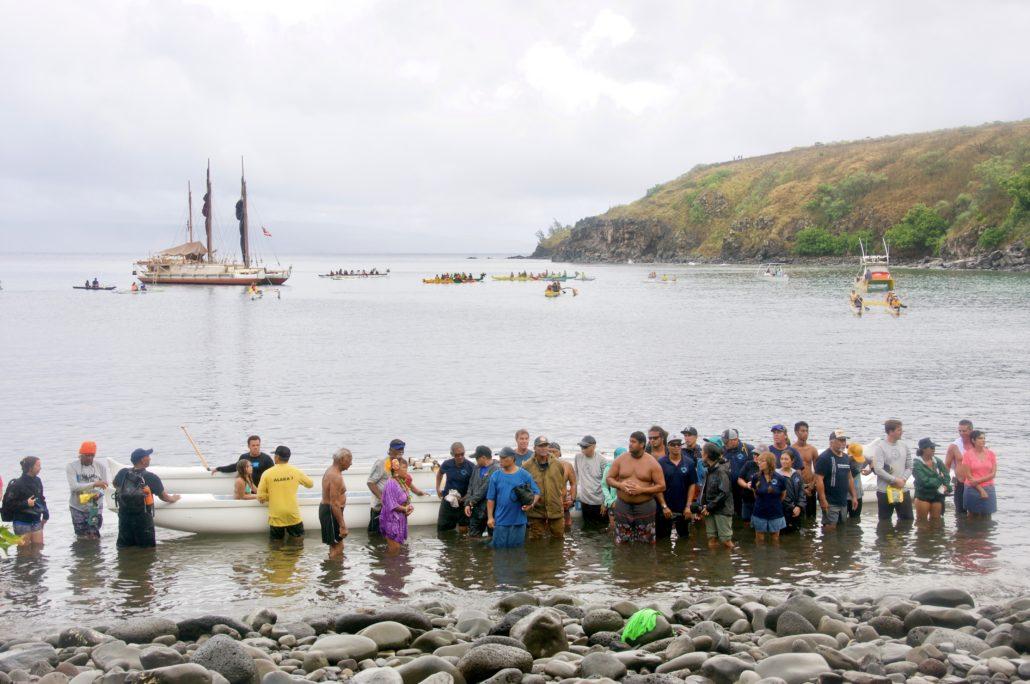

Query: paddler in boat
211 435 275 486
130 282 139 293
92 277 99 288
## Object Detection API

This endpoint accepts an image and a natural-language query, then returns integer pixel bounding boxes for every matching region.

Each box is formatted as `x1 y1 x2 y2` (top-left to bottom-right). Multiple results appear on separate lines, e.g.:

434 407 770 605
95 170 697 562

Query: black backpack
1 481 15 522
116 469 148 513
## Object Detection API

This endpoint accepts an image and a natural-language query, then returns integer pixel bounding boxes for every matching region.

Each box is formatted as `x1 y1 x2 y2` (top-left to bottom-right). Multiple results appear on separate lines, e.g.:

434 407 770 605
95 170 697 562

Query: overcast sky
1 1 1028 256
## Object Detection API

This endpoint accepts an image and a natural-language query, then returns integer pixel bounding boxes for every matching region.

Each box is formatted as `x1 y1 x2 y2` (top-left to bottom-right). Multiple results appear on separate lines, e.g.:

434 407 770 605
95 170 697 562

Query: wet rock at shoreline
456 645 532 683
188 635 256 684
107 618 179 645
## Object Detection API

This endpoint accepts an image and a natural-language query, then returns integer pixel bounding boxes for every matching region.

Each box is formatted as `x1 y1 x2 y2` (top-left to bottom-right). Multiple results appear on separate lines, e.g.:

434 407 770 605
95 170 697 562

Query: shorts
822 504 847 526
751 515 786 533
952 479 966 514
437 500 470 532
12 520 44 535
579 503 608 527
368 507 381 535
704 514 733 541
318 503 342 545
915 494 946 505
492 524 527 548
613 499 656 544
527 516 564 539
269 522 305 540
655 512 691 540
962 485 997 516
71 507 103 537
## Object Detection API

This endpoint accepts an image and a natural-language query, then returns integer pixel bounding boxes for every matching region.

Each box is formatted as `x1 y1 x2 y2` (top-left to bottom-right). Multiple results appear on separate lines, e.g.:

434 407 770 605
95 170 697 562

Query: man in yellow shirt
257 445 314 542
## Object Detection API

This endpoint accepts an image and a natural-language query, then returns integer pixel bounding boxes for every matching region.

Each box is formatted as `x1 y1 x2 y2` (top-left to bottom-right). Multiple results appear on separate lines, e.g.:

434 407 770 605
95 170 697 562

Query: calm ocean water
0 252 1028 636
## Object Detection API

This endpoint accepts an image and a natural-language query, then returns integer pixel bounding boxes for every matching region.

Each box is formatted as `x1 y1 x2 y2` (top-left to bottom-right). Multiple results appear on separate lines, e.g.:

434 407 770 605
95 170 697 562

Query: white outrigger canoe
106 458 437 496
105 458 441 535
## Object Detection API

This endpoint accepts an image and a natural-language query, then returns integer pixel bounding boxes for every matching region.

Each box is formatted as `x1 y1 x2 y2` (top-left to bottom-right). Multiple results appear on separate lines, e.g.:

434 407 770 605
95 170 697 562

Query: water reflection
367 543 413 599
113 547 158 610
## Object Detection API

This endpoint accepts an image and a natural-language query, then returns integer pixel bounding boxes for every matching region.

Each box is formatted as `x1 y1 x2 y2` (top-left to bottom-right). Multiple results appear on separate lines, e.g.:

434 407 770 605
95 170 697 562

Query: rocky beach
3 588 1029 684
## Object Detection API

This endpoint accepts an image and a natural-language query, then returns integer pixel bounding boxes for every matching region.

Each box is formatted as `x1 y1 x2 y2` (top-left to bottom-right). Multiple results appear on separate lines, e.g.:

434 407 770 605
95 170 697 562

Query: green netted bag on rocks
621 608 660 644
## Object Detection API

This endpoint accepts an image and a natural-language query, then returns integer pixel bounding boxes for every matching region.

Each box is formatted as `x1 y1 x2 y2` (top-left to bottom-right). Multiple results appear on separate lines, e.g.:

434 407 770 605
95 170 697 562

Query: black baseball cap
917 438 938 450
578 435 597 448
273 445 291 459
680 427 698 436
498 446 517 459
474 445 492 459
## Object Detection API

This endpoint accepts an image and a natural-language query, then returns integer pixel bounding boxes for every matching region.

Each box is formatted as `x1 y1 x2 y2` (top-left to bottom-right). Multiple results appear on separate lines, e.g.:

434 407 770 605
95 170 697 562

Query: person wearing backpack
112 448 180 548
3 457 49 546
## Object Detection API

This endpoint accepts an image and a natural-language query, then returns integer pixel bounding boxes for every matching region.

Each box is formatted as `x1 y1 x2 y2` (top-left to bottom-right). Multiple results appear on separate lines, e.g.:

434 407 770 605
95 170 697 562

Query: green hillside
537 120 1030 263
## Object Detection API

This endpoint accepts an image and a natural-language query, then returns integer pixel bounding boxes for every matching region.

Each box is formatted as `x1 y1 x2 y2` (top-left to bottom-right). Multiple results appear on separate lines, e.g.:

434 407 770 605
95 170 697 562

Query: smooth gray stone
432 646 473 660
576 652 626 680
411 632 456 654
0 643 59 674
817 617 854 639
815 646 860 671
487 607 536 638
662 636 695 660
478 668 522 684
910 588 975 609
655 651 707 674
417 674 454 684
245 610 278 632
921 628 991 655
756 653 830 684
91 642 143 672
978 645 1018 659
136 663 214 684
883 661 917 677
776 612 816 637
309 636 378 664
700 654 754 684
508 609 568 659
69 670 104 684
765 597 843 632
358 623 413 651
59 630 112 649
456 645 532 684
189 635 257 684
916 658 947 678
611 650 663 671
879 643 911 664
761 634 838 656
351 668 403 684
107 619 179 645
140 648 186 670
624 615 672 648
903 607 978 631
610 602 641 619
582 611 624 638
1012 621 1030 653
395 655 466 684
36 673 69 684
271 624 315 641
494 594 539 614
622 675 686 684
866 616 905 639
710 604 747 629
301 652 328 674
540 660 575 679
985 657 1015 676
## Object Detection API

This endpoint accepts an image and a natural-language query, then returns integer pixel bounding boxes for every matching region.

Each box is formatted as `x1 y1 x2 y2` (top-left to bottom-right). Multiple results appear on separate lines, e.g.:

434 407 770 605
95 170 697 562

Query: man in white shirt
66 440 108 539
870 419 914 523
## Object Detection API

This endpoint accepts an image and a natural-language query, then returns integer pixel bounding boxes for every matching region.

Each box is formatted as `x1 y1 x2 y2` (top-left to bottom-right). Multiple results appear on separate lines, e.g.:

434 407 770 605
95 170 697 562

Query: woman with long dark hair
234 460 257 500
6 457 49 545
959 430 997 518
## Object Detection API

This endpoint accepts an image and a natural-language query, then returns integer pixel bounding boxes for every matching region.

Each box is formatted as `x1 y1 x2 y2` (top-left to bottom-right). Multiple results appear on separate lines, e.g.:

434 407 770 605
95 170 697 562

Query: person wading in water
606 431 666 544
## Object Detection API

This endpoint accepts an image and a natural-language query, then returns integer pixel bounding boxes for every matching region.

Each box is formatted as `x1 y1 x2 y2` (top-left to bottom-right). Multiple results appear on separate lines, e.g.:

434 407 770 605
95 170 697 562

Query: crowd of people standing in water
1 418 999 557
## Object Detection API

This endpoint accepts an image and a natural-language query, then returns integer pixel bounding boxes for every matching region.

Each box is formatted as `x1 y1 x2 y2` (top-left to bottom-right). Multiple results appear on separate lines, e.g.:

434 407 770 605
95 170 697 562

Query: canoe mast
236 158 251 268
203 160 213 262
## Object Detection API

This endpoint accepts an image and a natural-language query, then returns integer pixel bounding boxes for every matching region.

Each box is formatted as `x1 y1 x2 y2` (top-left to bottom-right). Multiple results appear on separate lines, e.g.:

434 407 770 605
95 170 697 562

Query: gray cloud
1 0 1028 255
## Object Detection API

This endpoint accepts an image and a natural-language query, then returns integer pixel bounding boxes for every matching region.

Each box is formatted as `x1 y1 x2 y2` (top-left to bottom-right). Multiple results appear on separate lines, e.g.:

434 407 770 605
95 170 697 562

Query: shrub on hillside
885 204 949 255
793 227 838 256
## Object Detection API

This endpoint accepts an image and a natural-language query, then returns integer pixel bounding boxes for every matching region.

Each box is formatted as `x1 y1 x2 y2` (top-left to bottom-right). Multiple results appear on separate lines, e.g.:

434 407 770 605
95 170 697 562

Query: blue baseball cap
770 424 787 433
389 438 406 451
130 448 153 464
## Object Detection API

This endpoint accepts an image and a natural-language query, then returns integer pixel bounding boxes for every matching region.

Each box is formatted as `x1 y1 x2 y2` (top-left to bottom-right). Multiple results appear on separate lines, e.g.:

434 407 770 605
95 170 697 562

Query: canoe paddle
180 425 212 471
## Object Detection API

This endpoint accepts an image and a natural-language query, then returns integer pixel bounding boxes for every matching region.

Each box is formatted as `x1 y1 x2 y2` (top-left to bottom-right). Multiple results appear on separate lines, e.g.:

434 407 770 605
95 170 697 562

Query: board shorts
613 498 656 544
12 520 44 535
822 504 847 526
704 514 733 541
318 503 342 545
71 507 103 537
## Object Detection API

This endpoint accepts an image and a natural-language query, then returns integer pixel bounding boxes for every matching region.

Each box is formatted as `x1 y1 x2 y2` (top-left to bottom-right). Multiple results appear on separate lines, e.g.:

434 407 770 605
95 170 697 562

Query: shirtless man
320 448 352 559
605 431 666 544
944 419 973 516
794 421 819 519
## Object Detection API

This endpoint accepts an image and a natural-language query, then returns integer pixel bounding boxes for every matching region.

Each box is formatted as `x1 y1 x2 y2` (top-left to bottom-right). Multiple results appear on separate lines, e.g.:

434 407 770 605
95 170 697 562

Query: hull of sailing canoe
73 286 117 291
106 459 437 496
103 490 439 534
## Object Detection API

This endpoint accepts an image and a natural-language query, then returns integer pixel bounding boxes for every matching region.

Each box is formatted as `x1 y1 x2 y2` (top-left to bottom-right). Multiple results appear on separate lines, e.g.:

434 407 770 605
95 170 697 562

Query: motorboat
851 238 904 315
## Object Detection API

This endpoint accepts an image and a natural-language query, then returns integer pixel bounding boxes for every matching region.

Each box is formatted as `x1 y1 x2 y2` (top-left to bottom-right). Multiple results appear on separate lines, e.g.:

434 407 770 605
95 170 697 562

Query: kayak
422 278 482 284
491 275 533 281
73 286 116 291
544 289 561 297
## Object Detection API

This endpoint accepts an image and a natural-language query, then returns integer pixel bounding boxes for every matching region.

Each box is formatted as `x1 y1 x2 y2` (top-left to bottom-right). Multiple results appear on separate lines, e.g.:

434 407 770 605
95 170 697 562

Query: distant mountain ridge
534 120 1030 264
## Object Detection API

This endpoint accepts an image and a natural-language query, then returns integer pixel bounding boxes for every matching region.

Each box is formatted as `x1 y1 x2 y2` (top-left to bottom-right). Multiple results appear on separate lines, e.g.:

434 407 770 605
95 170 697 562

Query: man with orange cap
66 441 109 539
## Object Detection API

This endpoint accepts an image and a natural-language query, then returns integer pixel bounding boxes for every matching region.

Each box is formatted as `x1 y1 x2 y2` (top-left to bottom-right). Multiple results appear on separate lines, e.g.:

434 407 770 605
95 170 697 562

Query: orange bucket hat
79 441 97 455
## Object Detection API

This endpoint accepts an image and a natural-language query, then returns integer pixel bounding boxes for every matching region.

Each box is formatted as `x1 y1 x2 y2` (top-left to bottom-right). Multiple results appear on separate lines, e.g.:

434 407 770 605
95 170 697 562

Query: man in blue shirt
513 429 533 467
768 424 803 470
814 429 859 531
656 437 698 541
487 448 540 548
436 442 474 533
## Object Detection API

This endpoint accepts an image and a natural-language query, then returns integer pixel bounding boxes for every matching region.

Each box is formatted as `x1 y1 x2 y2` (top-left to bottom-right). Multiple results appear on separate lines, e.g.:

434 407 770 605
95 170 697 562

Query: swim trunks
613 498 657 544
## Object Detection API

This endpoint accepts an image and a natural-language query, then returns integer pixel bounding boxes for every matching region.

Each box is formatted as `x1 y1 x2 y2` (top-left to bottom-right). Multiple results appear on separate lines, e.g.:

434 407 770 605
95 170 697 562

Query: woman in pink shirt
959 430 997 517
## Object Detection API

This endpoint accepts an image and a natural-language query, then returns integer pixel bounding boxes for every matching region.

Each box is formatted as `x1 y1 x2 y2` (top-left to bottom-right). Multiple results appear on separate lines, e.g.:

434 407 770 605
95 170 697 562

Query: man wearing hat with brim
67 440 109 539
257 445 314 543
813 430 858 531
367 438 406 535
681 427 705 484
524 436 572 540
574 435 608 529
112 448 181 548
720 429 756 520
463 445 500 538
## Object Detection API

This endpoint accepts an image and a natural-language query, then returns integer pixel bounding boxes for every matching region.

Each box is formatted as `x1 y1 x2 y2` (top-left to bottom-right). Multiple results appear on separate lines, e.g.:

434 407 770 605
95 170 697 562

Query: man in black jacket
211 435 274 485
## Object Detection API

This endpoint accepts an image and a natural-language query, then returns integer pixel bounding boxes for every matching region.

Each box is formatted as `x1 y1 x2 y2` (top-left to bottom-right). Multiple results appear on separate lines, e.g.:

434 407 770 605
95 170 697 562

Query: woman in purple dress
380 457 414 551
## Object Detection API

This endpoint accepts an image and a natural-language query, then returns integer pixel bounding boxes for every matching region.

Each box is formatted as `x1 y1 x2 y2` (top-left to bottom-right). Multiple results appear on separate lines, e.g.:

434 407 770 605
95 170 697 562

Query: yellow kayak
544 289 561 297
